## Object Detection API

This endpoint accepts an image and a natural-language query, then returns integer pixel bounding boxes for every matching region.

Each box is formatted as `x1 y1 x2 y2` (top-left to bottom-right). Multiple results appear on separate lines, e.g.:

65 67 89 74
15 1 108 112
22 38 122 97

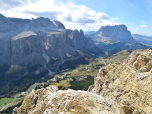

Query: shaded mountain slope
132 34 152 45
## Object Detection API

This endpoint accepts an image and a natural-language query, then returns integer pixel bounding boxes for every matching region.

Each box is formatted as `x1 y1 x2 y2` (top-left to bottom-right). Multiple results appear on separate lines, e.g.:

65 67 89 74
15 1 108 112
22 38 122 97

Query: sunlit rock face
13 85 115 114
89 48 152 114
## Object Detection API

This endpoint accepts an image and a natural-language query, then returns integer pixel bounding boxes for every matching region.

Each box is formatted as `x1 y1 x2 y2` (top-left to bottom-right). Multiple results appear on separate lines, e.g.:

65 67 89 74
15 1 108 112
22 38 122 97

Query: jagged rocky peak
0 14 30 25
52 20 66 29
30 17 65 29
9 17 30 24
0 13 65 33
68 29 84 37
89 47 152 114
30 17 53 28
89 24 136 43
73 29 79 33
97 24 128 35
80 29 84 36
0 14 8 23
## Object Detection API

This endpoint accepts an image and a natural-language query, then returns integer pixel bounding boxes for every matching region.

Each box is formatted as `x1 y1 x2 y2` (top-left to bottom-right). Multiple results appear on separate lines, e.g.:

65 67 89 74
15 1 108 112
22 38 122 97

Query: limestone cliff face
13 85 115 114
30 18 65 29
11 31 46 66
0 38 11 64
0 14 100 75
88 25 136 43
0 14 65 37
10 29 96 67
90 48 152 114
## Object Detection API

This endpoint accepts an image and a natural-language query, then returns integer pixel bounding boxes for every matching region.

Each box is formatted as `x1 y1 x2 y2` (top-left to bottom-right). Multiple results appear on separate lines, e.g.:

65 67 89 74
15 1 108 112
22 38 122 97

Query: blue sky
0 0 152 36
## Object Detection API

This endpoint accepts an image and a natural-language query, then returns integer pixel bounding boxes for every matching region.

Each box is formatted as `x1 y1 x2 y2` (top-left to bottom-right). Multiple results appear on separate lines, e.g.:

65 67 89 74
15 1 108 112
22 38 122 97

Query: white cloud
0 0 121 31
140 25 150 28
96 12 109 20
136 28 139 31
100 20 122 27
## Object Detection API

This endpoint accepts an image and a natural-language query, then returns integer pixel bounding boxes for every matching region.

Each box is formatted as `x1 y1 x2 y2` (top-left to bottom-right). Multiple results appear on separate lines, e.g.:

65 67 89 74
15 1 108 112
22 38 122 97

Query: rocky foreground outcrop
89 48 152 114
13 86 115 114
13 48 152 114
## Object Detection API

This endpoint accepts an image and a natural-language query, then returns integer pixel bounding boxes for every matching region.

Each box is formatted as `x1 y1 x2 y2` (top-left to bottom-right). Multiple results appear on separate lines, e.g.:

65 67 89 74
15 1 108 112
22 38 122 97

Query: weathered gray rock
0 14 102 77
13 85 115 114
11 31 45 66
0 38 11 65
30 17 65 30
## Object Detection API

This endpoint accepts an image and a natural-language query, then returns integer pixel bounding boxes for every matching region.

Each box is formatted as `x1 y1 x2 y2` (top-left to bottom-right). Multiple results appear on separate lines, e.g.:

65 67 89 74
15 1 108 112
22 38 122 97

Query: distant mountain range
0 13 104 71
87 25 136 43
86 25 149 55
132 34 152 45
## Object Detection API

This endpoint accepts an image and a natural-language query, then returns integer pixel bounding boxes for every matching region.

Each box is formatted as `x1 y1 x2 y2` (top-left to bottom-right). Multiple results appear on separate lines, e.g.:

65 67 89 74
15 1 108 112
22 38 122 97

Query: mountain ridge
88 24 136 43
132 34 152 45
0 14 102 68
86 25 149 56
0 14 105 98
